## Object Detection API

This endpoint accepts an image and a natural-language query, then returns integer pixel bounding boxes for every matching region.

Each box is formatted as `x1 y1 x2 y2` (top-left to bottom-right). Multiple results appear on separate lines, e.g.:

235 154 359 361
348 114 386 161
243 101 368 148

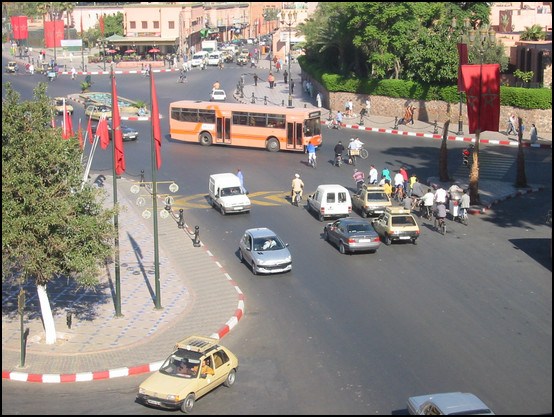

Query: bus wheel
199 132 212 146
266 137 279 152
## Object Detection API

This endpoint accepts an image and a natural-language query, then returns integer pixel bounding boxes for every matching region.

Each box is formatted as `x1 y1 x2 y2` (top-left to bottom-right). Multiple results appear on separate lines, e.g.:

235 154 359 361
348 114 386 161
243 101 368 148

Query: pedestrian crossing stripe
172 191 290 209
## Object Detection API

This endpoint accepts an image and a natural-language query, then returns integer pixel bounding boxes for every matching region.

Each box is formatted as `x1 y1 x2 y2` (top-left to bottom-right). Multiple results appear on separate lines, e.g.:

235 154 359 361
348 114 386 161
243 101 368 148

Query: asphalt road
2 56 552 415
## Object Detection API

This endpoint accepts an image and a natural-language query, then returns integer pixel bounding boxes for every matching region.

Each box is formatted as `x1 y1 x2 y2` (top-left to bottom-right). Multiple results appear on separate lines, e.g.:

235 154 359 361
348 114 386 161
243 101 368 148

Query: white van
208 173 251 215
190 51 209 67
307 184 352 221
207 51 223 66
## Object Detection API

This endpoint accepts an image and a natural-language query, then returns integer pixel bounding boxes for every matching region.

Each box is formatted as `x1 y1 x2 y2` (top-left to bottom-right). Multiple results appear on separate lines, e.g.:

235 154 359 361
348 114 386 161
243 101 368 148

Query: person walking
237 168 247 193
71 66 76 80
290 78 295 93
316 93 322 108
253 73 258 86
368 165 378 184
283 69 288 84
353 169 365 193
179 69 186 83
507 114 518 135
530 123 538 144
268 73 275 89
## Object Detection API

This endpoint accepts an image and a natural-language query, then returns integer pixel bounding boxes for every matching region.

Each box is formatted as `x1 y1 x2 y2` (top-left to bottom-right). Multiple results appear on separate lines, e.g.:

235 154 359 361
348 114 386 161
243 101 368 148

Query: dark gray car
323 218 381 254
238 228 292 275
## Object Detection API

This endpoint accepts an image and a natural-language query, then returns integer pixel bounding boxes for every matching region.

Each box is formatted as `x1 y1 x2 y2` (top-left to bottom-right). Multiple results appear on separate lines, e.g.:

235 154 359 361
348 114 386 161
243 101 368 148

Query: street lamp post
452 17 470 136
281 10 297 108
98 38 108 71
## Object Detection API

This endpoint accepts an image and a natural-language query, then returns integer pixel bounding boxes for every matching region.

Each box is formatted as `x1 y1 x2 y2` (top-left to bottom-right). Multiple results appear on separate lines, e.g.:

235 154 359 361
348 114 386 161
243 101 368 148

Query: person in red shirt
400 166 409 196
353 169 365 192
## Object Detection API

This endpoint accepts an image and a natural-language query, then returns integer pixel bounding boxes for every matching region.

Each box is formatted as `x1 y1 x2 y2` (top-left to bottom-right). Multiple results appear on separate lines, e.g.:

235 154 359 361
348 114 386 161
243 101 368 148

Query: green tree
520 24 546 41
59 2 77 40
2 82 117 344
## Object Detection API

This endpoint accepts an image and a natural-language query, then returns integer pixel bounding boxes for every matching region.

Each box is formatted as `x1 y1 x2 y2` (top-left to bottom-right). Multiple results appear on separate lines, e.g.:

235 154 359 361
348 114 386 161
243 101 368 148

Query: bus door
216 117 231 144
286 122 303 150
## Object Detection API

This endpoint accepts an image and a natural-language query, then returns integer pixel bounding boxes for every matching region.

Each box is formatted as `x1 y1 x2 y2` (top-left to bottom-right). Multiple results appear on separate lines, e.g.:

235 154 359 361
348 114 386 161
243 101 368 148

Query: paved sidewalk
2 46 550 384
2 175 244 382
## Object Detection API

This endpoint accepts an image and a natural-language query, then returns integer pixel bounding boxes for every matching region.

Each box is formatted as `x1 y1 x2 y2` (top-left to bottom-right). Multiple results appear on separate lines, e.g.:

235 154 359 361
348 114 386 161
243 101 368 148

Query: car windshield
367 192 388 201
253 237 284 251
220 186 242 197
159 348 202 379
391 216 416 226
347 223 373 233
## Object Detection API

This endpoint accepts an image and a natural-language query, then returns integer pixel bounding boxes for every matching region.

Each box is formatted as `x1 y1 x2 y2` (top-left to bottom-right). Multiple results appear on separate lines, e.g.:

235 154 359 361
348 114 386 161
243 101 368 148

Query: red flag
62 101 73 139
151 71 162 170
80 14 83 35
98 117 110 149
87 117 93 144
100 14 104 36
78 120 84 149
461 64 500 134
112 74 126 175
457 43 468 92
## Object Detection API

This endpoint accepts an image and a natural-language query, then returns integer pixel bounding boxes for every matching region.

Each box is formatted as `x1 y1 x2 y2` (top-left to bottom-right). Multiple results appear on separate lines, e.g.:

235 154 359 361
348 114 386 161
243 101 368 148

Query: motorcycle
334 153 343 167
327 119 341 129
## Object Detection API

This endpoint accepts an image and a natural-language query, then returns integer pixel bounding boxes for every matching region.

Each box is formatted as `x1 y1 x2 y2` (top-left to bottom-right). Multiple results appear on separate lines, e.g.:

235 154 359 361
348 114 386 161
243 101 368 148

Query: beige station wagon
137 335 239 413
351 184 392 217
371 206 420 245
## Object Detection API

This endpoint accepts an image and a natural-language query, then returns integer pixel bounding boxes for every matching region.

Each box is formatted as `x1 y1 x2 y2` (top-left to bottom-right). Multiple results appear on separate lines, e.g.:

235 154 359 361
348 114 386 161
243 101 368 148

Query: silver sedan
323 218 381 254
238 228 292 275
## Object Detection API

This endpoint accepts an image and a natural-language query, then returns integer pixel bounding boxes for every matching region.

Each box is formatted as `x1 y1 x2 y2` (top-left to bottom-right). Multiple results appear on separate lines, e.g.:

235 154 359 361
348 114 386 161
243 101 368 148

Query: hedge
299 57 552 110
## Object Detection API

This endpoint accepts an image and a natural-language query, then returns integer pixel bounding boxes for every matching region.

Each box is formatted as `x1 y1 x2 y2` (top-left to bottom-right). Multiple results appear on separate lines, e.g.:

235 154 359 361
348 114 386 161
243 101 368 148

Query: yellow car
85 104 112 120
137 335 239 413
5 61 17 73
371 206 420 245
52 97 74 115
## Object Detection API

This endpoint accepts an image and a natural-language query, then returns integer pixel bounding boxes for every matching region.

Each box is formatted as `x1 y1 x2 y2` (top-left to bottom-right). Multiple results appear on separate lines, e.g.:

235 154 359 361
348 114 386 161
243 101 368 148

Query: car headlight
138 387 146 394
166 394 179 402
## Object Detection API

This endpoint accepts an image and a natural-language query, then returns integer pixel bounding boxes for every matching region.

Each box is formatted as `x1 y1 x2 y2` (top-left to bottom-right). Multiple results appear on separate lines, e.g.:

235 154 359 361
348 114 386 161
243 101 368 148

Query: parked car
52 97 74 115
407 392 494 415
137 335 239 414
91 119 139 141
5 61 17 73
210 89 226 102
351 184 392 217
323 218 381 254
371 206 420 245
238 227 292 275
85 104 112 120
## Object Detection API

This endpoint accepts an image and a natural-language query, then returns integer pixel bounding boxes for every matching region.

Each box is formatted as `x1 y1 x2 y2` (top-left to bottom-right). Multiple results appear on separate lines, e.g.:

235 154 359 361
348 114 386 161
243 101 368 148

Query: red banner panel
11 16 28 39
461 64 500 134
44 20 65 47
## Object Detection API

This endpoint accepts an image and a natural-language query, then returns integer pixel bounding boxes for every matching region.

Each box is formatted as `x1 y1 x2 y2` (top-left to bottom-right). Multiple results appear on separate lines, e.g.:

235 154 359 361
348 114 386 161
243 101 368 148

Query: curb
468 186 546 214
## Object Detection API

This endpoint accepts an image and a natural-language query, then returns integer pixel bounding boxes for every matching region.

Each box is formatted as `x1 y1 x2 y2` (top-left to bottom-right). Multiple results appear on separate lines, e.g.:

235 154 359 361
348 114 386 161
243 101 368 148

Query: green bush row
299 57 552 110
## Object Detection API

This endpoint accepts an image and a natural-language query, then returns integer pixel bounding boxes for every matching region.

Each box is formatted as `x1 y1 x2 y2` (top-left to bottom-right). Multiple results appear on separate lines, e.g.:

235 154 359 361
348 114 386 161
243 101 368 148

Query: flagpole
111 69 123 317
150 71 162 310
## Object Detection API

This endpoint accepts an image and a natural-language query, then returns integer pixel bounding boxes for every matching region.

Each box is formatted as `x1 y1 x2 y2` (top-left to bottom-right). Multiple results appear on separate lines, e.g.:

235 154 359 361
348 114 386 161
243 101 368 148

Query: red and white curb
468 186 546 214
2 184 244 383
54 68 179 76
320 120 552 149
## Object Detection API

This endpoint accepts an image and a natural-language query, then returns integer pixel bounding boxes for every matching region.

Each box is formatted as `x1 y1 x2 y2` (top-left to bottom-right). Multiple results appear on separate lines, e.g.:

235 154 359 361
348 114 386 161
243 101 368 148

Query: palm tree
59 2 77 40
520 24 546 41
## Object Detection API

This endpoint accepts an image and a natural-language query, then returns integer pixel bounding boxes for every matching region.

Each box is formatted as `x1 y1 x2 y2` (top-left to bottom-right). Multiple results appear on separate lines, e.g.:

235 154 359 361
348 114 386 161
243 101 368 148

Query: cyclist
291 173 304 205
420 188 434 219
333 141 345 166
393 170 405 201
434 202 447 231
306 141 316 167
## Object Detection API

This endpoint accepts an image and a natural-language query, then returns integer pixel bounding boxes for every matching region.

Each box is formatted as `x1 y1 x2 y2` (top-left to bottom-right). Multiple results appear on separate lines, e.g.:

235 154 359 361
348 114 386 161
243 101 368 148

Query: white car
210 89 226 102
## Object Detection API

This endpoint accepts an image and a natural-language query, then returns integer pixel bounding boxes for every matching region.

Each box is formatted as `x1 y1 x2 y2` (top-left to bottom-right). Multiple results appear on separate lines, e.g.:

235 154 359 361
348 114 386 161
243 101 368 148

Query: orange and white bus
168 100 322 152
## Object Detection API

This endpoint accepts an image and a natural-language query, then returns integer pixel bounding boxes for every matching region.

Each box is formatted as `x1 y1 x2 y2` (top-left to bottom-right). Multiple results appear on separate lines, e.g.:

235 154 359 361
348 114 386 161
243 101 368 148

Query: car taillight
348 239 356 243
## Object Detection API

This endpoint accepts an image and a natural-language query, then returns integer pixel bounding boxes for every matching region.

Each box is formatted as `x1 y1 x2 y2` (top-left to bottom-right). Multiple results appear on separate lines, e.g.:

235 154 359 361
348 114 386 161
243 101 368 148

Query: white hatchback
210 89 226 102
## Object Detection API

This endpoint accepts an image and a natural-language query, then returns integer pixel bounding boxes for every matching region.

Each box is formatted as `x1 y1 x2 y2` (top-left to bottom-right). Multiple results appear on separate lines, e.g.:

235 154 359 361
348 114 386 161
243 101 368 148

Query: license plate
147 399 162 406
358 239 373 243
233 206 243 210
399 236 411 240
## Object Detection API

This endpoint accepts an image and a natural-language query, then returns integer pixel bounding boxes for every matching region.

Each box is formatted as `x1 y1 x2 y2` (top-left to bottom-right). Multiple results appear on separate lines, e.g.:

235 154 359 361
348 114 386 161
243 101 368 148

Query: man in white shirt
368 165 378 184
434 186 447 204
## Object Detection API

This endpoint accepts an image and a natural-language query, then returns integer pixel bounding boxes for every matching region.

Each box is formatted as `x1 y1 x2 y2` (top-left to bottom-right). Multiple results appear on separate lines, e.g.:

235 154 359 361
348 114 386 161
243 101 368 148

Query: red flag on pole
80 14 83 35
100 14 104 36
112 74 126 175
87 117 93 144
62 100 73 139
461 64 500 134
457 43 468 92
151 71 162 170
98 117 110 149
78 119 84 149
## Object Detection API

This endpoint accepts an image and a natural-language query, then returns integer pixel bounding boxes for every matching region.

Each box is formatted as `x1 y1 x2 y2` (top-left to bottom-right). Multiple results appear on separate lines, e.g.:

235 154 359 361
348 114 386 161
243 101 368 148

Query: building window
142 21 148 29
168 21 175 29
130 21 136 29
153 21 159 29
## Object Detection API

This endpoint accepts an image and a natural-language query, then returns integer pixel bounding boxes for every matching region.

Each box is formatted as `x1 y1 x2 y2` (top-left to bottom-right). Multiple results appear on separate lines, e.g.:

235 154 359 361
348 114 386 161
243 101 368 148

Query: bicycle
393 186 404 204
358 147 368 160
292 190 302 206
308 153 317 168
458 207 469 226
435 217 446 235
420 204 433 220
